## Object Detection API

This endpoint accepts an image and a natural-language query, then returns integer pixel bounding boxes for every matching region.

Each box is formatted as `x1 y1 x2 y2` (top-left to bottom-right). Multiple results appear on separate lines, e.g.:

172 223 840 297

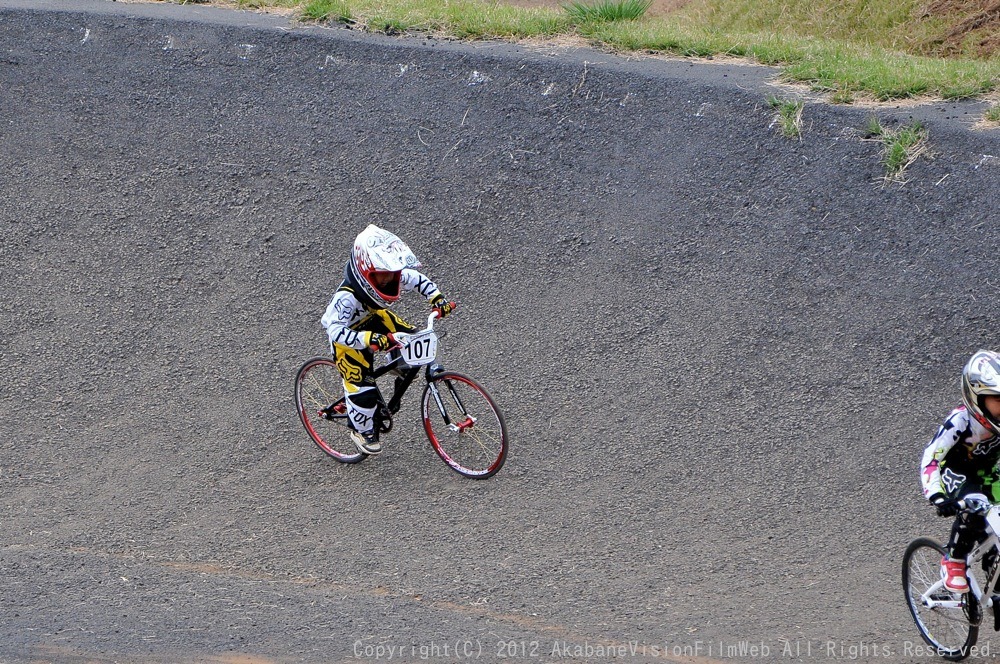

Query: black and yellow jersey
321 261 442 352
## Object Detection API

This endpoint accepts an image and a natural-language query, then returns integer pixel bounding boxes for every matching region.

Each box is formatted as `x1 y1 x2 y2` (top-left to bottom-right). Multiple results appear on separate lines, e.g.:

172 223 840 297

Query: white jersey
321 268 441 351
920 405 1000 499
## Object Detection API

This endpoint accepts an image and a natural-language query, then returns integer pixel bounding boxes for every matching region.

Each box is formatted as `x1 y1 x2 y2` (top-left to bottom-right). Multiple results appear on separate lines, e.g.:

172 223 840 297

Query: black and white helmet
962 349 1000 435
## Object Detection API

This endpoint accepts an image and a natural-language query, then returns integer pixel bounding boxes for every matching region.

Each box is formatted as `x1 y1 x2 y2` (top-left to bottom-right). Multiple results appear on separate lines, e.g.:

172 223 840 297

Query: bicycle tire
294 357 367 464
902 537 979 661
421 371 508 479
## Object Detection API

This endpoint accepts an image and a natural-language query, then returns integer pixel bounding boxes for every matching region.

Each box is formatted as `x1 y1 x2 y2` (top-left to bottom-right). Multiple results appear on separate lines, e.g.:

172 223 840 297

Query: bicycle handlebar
958 495 993 514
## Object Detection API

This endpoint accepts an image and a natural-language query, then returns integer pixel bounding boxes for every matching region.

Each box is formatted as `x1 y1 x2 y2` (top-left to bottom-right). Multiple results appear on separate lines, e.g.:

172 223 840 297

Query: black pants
946 483 989 560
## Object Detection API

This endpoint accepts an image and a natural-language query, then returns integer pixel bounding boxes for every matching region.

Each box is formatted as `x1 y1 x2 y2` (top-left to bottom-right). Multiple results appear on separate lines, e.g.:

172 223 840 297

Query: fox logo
942 468 967 494
973 436 1000 457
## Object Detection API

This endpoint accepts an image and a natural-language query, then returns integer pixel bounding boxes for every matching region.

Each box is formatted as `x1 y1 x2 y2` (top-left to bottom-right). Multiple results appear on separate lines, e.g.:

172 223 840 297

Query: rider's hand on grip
932 495 962 518
431 294 456 319
369 332 400 352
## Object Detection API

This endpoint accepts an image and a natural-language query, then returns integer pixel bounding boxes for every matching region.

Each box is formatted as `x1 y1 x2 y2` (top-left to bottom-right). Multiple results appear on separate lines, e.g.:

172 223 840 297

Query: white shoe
351 430 382 455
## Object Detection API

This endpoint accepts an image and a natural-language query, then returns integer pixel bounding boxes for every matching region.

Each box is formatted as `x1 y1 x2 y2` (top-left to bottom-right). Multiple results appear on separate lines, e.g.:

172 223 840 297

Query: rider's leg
942 485 989 592
334 344 382 455
344 382 382 454
331 312 415 454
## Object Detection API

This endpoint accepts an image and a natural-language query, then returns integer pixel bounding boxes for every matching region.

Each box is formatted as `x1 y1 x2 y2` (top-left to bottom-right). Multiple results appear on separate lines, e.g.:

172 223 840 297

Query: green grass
562 0 652 24
986 104 1000 124
300 0 570 38
865 117 929 183
766 95 804 139
201 0 1000 102
864 115 884 138
218 0 301 7
302 0 351 22
674 0 947 56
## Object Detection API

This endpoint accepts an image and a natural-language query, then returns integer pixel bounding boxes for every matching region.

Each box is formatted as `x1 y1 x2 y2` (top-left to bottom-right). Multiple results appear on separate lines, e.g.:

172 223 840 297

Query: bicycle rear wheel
902 537 979 661
295 357 366 464
422 371 507 479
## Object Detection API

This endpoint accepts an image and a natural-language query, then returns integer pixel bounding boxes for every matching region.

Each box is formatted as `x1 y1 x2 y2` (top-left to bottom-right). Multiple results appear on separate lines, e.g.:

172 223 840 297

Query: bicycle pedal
320 402 347 420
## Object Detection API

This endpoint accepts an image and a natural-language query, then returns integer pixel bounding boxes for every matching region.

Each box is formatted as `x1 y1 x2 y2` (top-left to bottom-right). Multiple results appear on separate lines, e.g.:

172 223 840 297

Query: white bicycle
903 494 1000 660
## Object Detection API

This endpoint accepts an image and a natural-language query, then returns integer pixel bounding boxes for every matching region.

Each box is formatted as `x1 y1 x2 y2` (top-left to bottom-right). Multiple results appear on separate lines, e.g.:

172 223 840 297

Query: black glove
431 294 456 318
369 332 400 352
931 494 962 518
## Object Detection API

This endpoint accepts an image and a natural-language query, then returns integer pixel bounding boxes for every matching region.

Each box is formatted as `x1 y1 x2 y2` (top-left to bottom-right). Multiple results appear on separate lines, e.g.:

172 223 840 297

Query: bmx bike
903 494 1000 660
294 312 508 479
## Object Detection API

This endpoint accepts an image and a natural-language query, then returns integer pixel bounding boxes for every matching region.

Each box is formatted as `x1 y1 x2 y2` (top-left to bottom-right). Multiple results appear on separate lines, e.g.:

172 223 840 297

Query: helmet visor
369 270 401 300
980 395 1000 428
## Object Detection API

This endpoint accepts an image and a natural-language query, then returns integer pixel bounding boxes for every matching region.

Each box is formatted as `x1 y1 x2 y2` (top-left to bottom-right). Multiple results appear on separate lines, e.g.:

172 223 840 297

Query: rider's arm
400 268 455 316
399 268 443 302
321 290 373 351
921 407 970 500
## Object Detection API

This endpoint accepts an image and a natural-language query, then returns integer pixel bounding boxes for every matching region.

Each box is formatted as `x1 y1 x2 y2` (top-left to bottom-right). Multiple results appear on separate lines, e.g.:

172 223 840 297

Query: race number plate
400 329 437 366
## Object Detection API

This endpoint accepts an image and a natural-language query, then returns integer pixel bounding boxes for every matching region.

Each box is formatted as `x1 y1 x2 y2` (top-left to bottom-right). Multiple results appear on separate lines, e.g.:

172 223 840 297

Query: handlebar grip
957 495 992 513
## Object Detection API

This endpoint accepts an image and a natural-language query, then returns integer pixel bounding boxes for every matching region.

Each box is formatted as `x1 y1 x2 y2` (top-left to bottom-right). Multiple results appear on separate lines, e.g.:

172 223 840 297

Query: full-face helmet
349 224 420 308
962 349 1000 435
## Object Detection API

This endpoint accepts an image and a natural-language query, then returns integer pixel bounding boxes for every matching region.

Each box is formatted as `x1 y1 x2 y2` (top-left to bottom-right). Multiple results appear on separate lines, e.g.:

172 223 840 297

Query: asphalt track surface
1 1 999 662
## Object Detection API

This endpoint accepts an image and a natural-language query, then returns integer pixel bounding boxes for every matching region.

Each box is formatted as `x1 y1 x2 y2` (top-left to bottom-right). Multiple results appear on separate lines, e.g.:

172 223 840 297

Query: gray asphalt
1 1 999 662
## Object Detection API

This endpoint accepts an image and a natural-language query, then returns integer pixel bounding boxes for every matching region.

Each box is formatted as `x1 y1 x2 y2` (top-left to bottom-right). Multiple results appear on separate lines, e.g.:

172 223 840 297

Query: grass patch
178 0 1000 102
302 0 352 22
831 89 855 104
301 0 570 38
865 117 929 183
562 0 652 24
986 104 1000 123
864 115 884 138
676 0 934 55
229 0 301 7
778 41 997 101
766 95 804 138
447 4 569 39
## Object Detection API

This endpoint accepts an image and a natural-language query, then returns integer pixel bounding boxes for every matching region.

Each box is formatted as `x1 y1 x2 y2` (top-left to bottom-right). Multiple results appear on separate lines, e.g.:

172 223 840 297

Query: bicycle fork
427 379 477 432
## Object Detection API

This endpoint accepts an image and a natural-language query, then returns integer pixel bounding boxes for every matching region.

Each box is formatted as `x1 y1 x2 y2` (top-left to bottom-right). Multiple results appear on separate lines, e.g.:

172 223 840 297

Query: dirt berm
1 1 998 662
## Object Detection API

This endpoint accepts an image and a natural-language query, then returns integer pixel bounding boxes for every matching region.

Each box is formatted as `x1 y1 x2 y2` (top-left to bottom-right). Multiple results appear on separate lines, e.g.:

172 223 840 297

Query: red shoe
941 557 969 593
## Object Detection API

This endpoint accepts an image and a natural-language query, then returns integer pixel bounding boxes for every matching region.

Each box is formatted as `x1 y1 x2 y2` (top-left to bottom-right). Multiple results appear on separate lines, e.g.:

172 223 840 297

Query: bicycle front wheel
295 357 366 464
902 537 979 661
422 372 508 479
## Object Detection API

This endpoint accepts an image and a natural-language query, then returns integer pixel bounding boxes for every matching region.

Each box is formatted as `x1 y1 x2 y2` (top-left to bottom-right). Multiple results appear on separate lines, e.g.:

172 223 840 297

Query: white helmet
961 349 1000 435
349 224 420 308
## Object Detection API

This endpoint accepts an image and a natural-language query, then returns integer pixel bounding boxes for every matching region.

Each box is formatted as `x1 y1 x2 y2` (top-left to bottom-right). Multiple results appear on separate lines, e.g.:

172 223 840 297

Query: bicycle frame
372 356 474 432
370 355 441 415
341 312 465 429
